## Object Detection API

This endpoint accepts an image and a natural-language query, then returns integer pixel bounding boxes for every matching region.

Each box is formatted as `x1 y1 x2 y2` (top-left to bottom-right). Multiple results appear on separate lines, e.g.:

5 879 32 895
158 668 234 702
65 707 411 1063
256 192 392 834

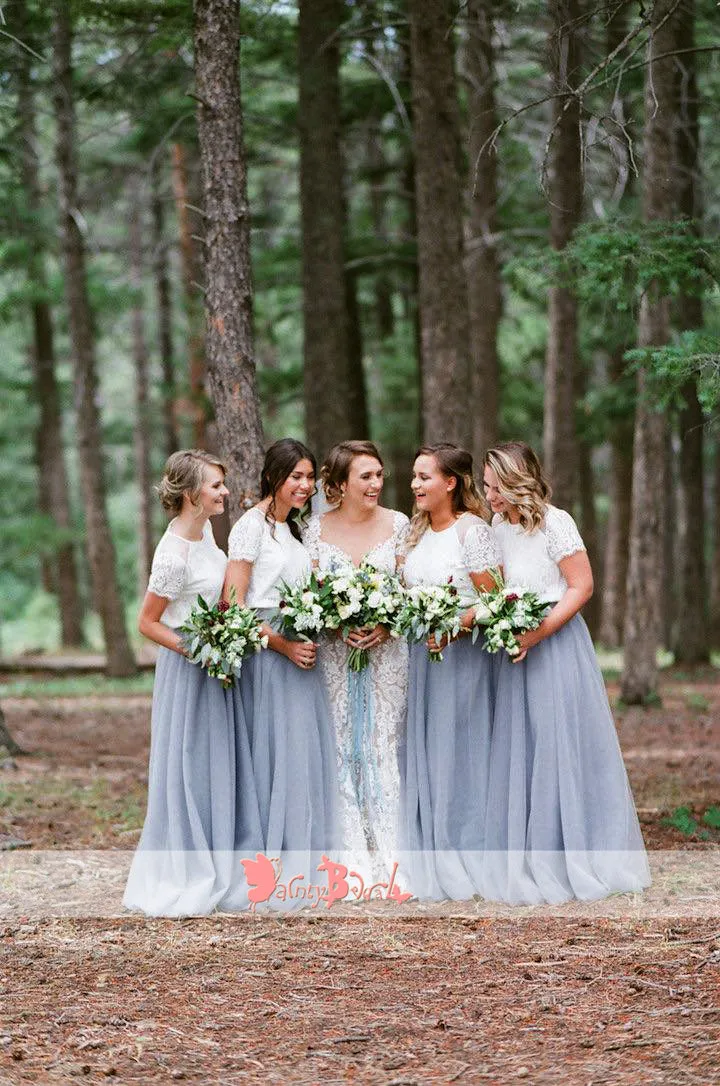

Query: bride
304 440 409 879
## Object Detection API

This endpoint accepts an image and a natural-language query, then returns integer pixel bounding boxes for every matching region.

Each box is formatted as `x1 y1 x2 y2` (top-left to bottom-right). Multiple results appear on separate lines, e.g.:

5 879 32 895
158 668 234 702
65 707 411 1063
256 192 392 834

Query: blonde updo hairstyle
157 449 227 516
407 443 489 548
321 440 384 506
483 441 551 532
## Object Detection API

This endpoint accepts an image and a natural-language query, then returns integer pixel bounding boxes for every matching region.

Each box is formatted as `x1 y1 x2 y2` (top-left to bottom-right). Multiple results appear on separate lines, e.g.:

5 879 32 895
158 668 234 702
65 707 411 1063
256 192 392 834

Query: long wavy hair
260 438 316 541
320 440 384 506
483 441 552 532
407 443 489 548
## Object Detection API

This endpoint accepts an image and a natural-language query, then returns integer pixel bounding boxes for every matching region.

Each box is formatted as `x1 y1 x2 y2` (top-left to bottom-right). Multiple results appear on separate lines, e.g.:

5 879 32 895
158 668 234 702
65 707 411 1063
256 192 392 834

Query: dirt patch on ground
0 669 718 1082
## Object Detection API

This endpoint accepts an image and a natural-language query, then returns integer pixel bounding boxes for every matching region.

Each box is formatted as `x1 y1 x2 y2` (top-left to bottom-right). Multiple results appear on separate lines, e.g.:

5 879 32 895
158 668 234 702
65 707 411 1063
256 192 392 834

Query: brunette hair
483 441 552 532
157 449 226 516
407 443 489 547
320 440 384 506
260 438 316 541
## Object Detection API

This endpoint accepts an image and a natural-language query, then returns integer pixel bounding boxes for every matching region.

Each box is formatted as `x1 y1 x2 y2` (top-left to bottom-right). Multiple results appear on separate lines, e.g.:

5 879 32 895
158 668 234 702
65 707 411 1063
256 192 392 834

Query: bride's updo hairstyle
407 443 489 548
157 449 227 516
260 437 316 541
483 441 552 532
321 440 384 506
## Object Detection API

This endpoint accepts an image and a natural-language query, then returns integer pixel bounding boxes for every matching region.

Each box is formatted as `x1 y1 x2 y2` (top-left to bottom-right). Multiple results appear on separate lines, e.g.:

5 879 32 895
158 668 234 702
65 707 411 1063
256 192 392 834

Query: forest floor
0 667 718 1084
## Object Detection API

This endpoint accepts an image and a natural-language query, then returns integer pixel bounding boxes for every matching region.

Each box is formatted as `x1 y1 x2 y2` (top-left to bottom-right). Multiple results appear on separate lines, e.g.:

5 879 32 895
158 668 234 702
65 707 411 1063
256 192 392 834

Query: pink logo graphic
240 853 413 910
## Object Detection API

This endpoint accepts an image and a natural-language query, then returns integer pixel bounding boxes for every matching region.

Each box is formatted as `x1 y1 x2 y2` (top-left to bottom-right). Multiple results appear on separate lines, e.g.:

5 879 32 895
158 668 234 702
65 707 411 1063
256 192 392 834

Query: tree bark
408 0 471 447
52 0 136 677
171 141 207 448
298 0 368 458
671 0 708 664
543 0 583 509
17 0 84 647
193 0 265 518
129 183 154 596
464 0 501 461
151 157 179 459
575 361 600 636
599 350 634 647
711 443 720 648
621 0 677 703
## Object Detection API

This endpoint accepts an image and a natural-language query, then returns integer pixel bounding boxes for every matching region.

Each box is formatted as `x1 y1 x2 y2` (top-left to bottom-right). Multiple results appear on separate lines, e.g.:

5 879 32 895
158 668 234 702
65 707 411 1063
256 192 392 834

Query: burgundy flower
505 593 519 603
217 599 230 613
279 600 286 609
447 576 454 584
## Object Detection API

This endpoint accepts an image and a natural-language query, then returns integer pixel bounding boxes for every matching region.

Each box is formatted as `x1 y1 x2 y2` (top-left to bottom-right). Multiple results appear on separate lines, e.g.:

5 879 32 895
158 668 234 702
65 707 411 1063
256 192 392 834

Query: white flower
301 591 316 606
367 590 383 610
475 602 492 622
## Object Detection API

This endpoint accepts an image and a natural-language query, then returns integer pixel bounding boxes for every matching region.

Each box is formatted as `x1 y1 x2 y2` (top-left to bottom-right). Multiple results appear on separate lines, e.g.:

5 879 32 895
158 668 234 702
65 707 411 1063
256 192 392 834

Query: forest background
1 0 719 705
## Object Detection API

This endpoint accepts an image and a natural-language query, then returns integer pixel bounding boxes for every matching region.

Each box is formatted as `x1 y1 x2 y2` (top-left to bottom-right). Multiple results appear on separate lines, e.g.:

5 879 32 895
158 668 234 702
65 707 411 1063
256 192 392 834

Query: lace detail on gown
228 510 264 562
305 510 409 878
461 521 501 572
148 552 187 599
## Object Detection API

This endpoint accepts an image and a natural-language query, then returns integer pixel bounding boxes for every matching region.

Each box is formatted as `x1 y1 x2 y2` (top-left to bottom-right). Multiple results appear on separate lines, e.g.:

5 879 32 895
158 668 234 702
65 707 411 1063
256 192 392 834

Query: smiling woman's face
410 454 455 515
482 464 510 516
276 458 316 510
342 454 385 508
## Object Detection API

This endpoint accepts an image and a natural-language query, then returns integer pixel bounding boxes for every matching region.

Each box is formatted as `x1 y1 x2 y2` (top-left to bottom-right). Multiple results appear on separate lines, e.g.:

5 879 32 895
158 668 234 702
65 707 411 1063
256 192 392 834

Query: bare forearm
538 586 592 640
139 618 184 654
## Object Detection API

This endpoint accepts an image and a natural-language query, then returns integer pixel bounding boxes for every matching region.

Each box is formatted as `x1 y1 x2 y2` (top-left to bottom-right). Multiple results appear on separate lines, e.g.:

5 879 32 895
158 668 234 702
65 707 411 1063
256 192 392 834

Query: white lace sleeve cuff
545 507 586 562
228 512 264 562
147 553 187 599
462 522 501 573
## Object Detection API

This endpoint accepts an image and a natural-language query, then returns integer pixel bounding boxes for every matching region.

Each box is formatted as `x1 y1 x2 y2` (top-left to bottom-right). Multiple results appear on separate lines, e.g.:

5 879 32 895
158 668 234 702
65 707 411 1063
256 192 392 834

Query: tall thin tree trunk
171 141 207 448
599 350 634 647
575 361 600 635
298 0 367 457
621 1 677 703
129 184 154 595
0 703 26 757
711 444 720 647
543 0 582 509
464 0 501 461
193 0 265 519
52 0 136 677
151 158 179 459
17 0 83 647
408 0 471 446
672 0 707 664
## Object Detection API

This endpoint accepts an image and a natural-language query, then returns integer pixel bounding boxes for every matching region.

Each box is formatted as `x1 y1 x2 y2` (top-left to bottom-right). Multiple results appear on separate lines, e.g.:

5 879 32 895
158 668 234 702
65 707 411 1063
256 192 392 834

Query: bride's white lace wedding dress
304 511 409 881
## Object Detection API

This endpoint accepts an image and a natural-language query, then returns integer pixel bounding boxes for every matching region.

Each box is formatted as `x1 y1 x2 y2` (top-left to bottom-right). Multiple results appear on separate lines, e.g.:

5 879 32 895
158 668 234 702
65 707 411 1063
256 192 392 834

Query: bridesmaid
124 450 259 916
304 440 409 879
401 443 501 900
481 441 651 903
224 439 339 889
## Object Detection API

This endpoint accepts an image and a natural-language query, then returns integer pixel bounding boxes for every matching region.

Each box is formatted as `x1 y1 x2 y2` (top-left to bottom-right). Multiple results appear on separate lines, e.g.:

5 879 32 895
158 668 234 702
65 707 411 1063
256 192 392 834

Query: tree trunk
171 141 207 448
543 0 582 509
151 157 179 459
129 183 154 596
621 1 677 703
408 0 471 447
711 443 720 648
671 0 708 664
193 0 265 519
298 0 367 458
0 703 26 757
52 0 136 677
464 0 501 461
17 0 84 647
599 350 634 647
575 361 600 636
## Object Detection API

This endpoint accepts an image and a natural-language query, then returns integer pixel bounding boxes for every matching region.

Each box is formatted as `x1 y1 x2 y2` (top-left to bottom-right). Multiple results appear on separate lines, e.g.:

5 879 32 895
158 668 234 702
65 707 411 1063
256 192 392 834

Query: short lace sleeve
302 514 322 564
147 551 187 600
544 506 585 563
228 510 264 563
393 511 411 564
462 520 501 573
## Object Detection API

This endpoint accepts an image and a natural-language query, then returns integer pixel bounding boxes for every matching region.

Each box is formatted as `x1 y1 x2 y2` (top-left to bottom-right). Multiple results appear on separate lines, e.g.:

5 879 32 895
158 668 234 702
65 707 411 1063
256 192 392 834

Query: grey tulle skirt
481 615 651 904
124 648 260 917
401 635 495 900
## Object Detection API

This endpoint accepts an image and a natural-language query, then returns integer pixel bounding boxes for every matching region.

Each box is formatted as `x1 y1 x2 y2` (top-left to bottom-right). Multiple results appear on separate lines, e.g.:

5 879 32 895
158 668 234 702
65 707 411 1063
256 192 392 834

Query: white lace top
403 513 500 605
303 510 409 574
492 505 585 603
147 519 227 629
227 506 311 608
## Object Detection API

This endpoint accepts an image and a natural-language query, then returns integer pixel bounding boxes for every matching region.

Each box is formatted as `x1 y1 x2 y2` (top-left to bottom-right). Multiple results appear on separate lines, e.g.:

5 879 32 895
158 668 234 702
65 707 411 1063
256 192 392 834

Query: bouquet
472 578 549 657
275 570 336 640
323 562 406 671
393 581 464 663
179 595 268 687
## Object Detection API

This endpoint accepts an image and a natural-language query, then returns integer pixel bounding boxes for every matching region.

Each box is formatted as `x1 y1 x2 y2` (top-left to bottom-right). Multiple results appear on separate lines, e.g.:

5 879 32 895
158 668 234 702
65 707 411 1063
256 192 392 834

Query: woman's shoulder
541 505 585 559
228 506 266 561
389 507 409 531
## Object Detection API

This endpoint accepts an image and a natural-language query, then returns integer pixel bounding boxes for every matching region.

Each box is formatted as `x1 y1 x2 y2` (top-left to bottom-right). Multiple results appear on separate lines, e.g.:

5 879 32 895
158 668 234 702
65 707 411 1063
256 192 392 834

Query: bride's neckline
318 511 397 569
